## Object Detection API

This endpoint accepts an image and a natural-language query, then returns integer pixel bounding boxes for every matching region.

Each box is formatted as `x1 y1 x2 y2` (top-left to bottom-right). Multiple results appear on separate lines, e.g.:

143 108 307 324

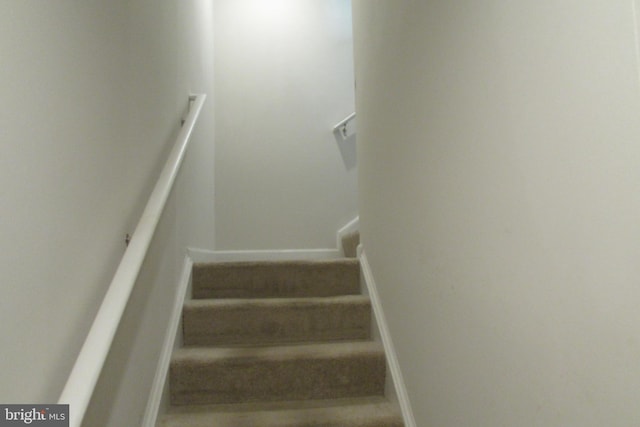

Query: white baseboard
141 255 193 427
336 216 359 254
359 251 416 427
188 247 342 263
187 218 359 264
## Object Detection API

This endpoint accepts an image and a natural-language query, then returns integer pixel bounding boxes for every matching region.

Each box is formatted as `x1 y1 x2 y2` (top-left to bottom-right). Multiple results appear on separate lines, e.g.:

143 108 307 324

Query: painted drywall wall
0 0 215 419
83 2 216 426
214 0 357 250
0 1 130 403
353 1 640 426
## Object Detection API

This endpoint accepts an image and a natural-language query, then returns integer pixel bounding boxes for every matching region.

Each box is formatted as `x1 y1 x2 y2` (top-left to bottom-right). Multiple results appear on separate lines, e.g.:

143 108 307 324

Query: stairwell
158 258 404 426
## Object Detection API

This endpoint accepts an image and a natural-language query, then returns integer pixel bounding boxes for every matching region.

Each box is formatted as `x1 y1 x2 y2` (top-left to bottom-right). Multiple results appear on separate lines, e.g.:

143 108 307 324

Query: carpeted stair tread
170 341 386 405
172 340 383 361
183 295 372 346
163 258 405 426
159 397 403 427
192 259 360 299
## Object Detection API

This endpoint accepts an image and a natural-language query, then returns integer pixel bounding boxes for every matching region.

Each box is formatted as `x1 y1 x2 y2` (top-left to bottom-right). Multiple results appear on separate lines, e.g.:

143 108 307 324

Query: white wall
83 2 216 426
353 1 640 426
214 0 357 250
0 1 129 403
0 0 215 419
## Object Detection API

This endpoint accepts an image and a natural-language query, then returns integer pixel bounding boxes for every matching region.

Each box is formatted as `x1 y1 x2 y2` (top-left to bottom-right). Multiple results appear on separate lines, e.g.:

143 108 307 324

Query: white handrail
58 94 206 427
333 112 356 137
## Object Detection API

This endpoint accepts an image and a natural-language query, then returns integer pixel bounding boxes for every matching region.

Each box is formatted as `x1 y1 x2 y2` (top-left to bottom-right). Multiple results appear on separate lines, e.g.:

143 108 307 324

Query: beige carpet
158 259 403 427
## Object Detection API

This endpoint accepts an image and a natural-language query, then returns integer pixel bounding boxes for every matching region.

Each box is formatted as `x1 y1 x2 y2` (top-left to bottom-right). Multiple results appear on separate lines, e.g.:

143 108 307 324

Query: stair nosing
192 258 360 268
172 340 384 362
183 294 370 308
163 396 398 415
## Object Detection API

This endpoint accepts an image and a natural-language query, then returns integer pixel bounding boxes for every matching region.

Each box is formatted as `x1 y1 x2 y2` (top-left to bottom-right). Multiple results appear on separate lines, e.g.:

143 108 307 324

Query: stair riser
183 299 371 346
162 415 403 427
170 352 386 405
192 261 360 299
161 406 403 427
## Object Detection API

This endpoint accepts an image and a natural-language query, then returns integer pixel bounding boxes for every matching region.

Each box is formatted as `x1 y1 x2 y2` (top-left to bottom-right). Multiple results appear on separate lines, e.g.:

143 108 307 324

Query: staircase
158 258 404 427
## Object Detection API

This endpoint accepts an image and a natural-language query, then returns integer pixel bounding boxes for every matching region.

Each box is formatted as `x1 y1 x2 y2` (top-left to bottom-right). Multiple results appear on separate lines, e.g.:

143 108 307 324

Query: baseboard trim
188 247 342 263
141 255 193 427
359 251 417 427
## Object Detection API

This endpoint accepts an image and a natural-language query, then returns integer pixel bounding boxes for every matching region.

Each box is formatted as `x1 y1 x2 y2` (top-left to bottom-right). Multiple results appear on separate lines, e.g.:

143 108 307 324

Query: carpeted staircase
158 258 404 427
